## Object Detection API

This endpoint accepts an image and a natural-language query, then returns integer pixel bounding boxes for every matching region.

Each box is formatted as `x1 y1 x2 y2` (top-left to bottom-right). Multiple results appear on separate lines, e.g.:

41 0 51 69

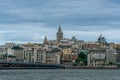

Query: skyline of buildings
0 26 120 68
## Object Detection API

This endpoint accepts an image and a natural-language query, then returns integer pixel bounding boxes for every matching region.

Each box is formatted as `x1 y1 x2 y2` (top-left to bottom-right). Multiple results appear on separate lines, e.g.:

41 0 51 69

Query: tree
76 51 87 66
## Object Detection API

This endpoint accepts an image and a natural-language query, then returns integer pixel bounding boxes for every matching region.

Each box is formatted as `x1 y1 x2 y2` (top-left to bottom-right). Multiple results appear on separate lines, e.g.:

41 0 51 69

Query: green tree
76 51 87 66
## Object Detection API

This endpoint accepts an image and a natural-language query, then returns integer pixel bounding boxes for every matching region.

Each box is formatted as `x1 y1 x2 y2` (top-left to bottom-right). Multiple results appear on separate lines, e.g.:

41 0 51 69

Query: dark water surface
0 69 120 80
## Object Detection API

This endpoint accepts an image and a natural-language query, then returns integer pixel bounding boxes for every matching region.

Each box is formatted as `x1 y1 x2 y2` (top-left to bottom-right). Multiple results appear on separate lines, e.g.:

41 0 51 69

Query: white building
87 49 106 66
106 47 117 65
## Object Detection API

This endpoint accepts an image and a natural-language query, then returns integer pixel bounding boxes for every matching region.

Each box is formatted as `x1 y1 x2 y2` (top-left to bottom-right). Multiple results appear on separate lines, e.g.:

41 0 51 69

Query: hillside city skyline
0 26 119 68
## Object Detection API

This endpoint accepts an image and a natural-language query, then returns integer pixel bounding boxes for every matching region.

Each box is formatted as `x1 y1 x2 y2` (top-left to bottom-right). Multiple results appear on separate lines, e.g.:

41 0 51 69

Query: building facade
87 49 106 66
106 47 117 65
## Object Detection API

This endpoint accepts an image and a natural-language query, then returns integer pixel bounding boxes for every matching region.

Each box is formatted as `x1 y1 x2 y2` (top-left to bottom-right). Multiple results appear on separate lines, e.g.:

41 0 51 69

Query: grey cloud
0 0 120 44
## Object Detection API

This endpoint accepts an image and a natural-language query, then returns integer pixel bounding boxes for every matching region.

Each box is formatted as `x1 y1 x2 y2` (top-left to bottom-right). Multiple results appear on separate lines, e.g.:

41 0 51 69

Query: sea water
0 69 119 80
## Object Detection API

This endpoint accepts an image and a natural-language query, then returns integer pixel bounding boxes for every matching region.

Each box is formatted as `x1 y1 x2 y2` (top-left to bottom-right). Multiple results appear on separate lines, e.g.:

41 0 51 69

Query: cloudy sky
0 0 120 44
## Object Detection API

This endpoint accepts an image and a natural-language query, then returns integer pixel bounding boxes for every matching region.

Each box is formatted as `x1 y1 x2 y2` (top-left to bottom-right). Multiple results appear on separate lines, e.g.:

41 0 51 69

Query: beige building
109 43 120 50
84 42 105 50
24 48 35 62
87 49 106 66
12 46 24 62
62 48 72 64
35 49 46 63
24 48 46 63
22 42 46 63
106 47 117 65
46 50 61 64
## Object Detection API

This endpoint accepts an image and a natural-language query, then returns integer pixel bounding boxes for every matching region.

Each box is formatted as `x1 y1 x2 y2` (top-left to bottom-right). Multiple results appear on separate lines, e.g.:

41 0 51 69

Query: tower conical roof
57 25 62 33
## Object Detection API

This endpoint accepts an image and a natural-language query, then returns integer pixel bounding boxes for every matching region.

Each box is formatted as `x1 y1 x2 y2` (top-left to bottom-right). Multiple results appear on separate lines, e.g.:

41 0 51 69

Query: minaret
56 25 63 42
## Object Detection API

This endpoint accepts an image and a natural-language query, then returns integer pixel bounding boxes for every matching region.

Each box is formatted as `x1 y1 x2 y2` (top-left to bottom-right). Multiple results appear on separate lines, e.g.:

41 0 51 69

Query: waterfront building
12 46 24 62
46 49 61 64
0 47 6 62
71 50 78 63
116 51 120 67
24 48 35 62
35 49 46 63
0 44 16 62
87 49 106 66
106 47 117 65
23 42 44 63
22 43 46 63
61 48 72 64
22 43 35 62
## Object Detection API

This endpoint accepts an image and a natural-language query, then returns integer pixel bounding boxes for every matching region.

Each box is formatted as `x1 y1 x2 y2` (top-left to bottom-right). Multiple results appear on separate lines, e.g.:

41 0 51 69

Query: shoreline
64 66 119 69
0 66 119 69
0 62 119 69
